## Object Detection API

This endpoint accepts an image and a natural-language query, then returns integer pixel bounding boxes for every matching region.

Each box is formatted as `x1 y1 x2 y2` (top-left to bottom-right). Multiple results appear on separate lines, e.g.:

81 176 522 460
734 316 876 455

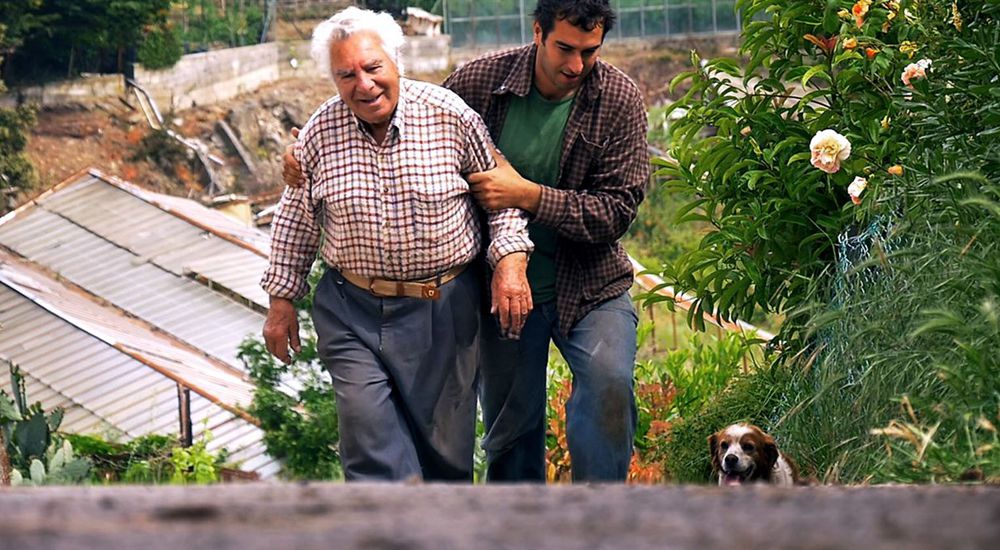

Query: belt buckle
421 285 439 300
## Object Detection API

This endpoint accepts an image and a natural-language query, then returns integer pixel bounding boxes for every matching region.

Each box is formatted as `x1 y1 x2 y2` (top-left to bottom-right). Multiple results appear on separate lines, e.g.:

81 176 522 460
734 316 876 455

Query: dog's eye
720 441 729 450
742 443 755 453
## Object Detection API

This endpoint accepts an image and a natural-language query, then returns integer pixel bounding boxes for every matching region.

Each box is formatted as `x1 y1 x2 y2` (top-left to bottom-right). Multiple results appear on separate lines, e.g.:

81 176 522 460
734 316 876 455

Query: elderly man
261 7 533 482
283 0 649 483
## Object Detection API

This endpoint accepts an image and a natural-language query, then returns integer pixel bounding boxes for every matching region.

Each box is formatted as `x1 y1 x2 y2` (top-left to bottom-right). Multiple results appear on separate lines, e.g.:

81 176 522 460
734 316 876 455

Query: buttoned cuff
487 234 534 269
260 270 310 302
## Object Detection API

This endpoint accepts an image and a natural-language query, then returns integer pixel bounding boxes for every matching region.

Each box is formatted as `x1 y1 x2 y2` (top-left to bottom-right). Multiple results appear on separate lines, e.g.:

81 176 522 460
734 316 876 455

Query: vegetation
2 361 92 485
173 0 266 52
0 24 37 214
137 22 184 70
655 0 1000 483
1 0 176 81
239 263 343 481
546 332 759 482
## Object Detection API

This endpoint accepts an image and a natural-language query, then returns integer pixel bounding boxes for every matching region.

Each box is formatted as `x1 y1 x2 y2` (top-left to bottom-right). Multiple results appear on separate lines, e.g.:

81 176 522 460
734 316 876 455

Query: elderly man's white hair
311 7 406 78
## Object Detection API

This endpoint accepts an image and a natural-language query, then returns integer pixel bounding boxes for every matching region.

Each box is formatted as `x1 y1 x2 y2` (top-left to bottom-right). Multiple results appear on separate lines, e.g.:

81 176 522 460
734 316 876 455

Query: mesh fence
443 0 741 48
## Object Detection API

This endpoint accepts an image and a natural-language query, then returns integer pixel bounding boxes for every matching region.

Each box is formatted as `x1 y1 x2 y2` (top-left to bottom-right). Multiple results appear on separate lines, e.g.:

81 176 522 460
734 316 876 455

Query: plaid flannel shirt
262 78 533 301
443 45 650 334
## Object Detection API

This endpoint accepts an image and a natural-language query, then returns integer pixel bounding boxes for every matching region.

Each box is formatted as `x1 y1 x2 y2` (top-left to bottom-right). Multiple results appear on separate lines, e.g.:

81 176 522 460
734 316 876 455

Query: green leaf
788 151 812 165
801 65 830 88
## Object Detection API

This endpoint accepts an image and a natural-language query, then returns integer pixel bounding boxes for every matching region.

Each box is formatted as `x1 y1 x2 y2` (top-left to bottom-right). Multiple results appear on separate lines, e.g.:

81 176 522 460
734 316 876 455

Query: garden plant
654 0 1000 483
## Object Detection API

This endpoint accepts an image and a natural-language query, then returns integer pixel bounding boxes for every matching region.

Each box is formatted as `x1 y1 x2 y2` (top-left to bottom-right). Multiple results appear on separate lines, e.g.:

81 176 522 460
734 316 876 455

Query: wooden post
0 429 11 486
177 384 193 448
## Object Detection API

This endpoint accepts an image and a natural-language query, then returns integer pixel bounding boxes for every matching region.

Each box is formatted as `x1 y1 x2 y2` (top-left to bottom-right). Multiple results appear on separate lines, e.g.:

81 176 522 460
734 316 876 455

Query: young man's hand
467 146 542 213
282 127 306 187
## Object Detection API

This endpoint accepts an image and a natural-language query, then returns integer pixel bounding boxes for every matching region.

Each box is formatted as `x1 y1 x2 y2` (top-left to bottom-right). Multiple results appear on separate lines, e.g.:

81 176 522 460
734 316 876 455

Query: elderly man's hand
282 127 306 188
467 147 542 213
263 297 301 364
492 252 532 339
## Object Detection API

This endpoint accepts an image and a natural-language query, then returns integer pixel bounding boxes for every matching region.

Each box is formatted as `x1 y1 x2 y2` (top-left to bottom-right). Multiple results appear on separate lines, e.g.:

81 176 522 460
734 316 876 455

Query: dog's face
709 424 780 486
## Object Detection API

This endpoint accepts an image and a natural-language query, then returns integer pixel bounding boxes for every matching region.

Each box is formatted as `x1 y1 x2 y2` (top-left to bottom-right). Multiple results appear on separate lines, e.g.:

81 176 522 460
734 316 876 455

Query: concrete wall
279 35 451 79
2 35 450 111
134 43 283 111
0 74 125 109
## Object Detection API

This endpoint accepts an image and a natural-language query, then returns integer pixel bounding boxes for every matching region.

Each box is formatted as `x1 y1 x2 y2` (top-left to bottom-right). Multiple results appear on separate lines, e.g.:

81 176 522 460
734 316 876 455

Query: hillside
19 38 734 207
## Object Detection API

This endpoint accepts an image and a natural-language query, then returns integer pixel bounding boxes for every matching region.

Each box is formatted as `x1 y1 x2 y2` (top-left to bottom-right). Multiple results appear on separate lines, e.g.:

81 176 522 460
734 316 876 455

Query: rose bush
653 0 1000 482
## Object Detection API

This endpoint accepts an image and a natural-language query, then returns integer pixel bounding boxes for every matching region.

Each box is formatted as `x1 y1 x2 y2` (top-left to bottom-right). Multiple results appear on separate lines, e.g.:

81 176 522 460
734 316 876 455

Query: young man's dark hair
533 0 617 40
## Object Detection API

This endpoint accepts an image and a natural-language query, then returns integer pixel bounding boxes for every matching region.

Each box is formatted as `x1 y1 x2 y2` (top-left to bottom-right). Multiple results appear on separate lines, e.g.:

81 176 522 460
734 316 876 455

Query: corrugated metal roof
0 169 289 479
0 250 280 478
0 171 269 367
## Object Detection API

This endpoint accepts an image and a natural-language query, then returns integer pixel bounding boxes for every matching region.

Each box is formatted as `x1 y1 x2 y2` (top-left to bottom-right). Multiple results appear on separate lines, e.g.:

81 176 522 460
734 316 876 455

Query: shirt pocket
562 132 607 188
409 174 471 244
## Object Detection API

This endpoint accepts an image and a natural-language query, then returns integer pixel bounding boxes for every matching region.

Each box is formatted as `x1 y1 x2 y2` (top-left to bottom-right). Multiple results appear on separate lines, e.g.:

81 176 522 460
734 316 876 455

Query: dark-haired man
283 0 649 482
447 0 649 482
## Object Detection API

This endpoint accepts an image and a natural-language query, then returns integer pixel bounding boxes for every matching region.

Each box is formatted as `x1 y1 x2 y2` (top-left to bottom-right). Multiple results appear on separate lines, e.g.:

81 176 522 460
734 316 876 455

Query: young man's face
329 31 400 134
532 17 604 101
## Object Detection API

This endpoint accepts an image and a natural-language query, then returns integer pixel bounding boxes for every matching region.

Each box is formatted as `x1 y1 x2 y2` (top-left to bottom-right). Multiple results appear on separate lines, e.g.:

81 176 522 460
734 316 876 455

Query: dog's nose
724 455 738 468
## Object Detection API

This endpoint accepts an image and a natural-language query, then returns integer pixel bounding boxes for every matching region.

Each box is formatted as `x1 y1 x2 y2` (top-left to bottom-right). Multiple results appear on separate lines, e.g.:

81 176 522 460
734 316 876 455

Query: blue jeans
479 292 638 482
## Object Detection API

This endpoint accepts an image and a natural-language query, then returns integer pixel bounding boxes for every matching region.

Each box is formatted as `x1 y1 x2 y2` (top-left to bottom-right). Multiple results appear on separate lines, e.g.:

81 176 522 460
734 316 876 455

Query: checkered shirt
262 78 533 301
443 45 650 334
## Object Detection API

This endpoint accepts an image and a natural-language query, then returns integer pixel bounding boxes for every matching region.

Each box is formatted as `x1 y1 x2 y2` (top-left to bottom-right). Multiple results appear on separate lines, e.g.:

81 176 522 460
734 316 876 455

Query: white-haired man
260 7 533 481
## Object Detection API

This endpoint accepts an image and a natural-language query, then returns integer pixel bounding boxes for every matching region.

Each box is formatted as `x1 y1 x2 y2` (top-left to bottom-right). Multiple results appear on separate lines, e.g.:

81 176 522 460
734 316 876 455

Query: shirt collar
493 44 603 107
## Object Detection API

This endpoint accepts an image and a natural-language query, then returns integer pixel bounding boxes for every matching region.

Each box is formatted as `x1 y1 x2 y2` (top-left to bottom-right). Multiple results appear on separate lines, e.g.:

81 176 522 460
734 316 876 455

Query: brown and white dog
709 423 799 487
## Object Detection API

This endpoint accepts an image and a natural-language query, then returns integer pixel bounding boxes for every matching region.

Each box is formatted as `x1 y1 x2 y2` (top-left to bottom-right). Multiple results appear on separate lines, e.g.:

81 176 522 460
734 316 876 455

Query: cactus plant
10 440 90 486
3 360 90 486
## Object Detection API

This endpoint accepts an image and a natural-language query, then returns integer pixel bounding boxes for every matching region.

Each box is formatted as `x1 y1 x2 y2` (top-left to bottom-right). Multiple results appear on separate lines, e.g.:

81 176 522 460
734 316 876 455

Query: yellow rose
900 41 919 58
810 129 852 174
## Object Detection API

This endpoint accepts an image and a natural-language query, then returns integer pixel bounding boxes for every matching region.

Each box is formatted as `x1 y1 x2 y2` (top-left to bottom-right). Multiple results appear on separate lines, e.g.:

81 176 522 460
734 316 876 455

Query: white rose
810 129 852 174
848 176 868 205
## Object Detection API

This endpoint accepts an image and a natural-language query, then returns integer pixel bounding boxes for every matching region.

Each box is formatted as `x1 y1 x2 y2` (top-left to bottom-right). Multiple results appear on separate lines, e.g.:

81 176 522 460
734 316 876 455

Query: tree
0 24 37 214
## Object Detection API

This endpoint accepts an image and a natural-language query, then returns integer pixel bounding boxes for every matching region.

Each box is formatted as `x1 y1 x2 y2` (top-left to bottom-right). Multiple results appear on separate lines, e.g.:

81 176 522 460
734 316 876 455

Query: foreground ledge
1 483 998 549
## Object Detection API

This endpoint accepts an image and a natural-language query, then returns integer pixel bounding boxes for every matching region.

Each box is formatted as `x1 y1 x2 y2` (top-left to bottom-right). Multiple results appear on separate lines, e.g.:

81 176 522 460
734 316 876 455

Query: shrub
0 101 37 214
656 0 1000 483
137 24 183 70
239 262 343 480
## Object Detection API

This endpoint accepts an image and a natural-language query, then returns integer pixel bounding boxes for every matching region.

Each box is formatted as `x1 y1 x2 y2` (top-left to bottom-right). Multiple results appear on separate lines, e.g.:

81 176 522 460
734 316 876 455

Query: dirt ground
16 38 735 208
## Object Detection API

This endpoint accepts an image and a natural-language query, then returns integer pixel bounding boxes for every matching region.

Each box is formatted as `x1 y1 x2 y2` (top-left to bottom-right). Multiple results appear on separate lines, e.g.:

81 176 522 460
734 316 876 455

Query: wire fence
442 0 741 49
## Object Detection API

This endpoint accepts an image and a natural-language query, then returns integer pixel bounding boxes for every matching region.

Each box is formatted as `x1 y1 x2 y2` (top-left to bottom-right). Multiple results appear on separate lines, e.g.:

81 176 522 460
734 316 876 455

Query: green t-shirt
497 86 574 304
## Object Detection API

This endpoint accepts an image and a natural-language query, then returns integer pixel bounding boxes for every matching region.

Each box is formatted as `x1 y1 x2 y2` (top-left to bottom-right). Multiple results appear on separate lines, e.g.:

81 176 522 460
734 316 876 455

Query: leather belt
339 264 467 301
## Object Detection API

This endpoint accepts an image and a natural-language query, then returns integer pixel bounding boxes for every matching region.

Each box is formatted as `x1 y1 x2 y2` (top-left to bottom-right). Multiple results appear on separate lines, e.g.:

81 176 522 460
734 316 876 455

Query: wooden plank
0 484 998 549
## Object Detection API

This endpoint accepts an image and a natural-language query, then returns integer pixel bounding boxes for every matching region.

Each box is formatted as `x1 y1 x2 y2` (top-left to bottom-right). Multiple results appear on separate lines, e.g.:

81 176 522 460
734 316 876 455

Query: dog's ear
762 434 780 471
708 433 720 473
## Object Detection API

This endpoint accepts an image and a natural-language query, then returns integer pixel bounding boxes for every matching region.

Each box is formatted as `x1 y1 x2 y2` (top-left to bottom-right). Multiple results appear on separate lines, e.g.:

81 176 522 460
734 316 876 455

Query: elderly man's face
330 31 400 136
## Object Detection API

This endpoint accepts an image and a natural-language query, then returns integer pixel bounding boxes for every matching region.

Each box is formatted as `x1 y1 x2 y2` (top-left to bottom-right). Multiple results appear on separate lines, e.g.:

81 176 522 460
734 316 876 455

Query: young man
282 0 648 482
262 7 532 481
447 0 649 482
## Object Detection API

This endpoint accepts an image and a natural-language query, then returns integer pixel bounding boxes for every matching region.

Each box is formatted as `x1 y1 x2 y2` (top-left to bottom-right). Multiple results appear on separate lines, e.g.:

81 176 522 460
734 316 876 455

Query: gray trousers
312 267 480 481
